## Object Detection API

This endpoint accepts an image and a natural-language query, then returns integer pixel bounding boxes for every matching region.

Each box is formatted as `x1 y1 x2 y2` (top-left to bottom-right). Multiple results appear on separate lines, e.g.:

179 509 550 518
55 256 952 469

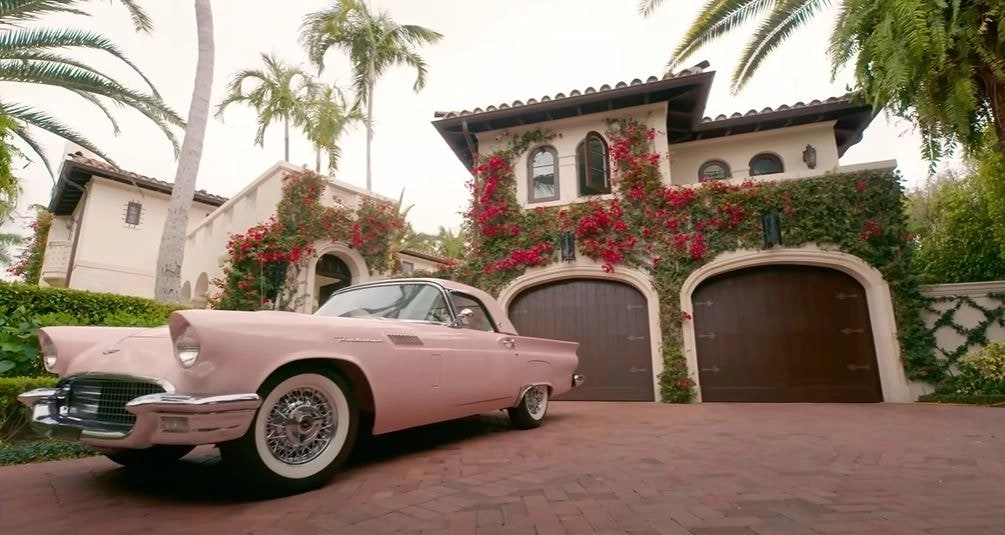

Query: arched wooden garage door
692 265 883 402
509 279 654 401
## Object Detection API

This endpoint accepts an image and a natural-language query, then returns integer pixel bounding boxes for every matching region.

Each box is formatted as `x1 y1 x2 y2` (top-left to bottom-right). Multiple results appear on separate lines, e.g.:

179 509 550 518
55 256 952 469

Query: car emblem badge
332 336 383 343
102 348 120 355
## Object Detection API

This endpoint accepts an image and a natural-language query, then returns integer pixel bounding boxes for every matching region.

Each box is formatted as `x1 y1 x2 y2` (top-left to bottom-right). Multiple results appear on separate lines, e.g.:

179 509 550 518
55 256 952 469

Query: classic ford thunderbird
18 278 582 495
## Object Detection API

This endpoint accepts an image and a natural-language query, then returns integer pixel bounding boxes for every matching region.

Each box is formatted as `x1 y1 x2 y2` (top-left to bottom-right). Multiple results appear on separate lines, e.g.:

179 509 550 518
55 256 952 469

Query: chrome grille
63 377 165 429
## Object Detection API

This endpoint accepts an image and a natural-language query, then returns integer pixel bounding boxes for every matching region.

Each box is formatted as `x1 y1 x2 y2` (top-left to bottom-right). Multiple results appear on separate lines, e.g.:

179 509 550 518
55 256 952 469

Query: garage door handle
697 332 716 339
847 364 871 371
701 366 720 373
629 367 647 373
627 334 646 341
841 328 865 335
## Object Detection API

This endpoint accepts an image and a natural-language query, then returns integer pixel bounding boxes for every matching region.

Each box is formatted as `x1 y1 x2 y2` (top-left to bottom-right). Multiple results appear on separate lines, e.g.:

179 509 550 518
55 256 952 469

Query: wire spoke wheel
264 386 337 465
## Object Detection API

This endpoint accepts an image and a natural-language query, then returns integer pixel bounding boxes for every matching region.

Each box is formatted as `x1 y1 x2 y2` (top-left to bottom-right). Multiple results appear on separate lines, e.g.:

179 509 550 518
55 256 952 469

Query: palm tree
432 225 467 260
296 81 364 173
0 0 184 176
639 0 831 94
215 53 314 162
153 0 214 303
300 0 443 191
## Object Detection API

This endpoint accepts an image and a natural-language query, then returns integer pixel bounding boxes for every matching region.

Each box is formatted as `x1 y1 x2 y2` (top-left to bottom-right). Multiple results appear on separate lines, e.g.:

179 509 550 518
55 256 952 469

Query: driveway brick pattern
1 402 1004 534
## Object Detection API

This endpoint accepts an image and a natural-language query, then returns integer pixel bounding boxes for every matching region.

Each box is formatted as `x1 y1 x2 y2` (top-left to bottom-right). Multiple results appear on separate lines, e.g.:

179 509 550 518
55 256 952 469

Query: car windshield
314 283 452 323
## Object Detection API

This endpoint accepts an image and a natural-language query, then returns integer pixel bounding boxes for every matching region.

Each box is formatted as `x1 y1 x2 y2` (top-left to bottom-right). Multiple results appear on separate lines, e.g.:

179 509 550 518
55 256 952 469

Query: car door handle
501 337 516 349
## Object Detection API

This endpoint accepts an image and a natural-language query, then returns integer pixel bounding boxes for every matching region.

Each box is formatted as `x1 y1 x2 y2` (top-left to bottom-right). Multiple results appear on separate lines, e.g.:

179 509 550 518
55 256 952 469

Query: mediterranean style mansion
40 60 990 406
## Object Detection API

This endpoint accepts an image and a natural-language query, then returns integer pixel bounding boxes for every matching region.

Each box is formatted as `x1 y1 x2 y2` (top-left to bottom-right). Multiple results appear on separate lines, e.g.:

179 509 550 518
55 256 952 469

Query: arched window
698 160 730 182
749 153 784 176
528 145 559 202
576 132 611 196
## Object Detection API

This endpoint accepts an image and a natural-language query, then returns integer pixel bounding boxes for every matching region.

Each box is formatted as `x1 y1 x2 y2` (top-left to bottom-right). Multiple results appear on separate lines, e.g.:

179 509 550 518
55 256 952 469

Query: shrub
0 376 57 441
0 282 182 377
936 341 1005 396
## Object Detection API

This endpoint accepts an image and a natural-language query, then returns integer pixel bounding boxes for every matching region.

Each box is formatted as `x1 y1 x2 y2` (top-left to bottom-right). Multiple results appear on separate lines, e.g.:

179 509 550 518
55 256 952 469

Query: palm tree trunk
366 83 374 191
316 146 321 173
154 0 214 304
284 115 290 161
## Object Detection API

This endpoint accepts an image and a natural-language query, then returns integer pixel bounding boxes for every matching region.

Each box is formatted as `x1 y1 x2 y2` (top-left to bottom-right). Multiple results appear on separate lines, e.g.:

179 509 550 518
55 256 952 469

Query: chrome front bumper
18 388 262 450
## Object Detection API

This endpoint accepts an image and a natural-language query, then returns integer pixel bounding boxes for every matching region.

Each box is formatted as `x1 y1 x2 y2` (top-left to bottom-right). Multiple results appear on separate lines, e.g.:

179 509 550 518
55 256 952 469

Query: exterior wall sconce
802 144 817 169
761 208 782 248
560 231 576 262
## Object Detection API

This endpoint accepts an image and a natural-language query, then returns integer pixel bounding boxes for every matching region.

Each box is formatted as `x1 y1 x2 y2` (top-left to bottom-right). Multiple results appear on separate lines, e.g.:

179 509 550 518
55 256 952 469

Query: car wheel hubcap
265 387 336 465
526 386 547 418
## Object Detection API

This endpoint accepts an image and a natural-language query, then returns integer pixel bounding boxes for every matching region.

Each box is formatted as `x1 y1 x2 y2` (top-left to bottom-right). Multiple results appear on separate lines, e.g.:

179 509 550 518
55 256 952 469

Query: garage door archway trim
498 264 663 399
679 246 912 402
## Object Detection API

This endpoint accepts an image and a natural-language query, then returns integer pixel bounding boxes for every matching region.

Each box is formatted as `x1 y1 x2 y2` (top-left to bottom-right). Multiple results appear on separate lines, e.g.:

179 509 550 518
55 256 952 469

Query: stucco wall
667 122 841 185
475 103 671 210
182 162 396 307
63 177 215 297
921 281 1005 369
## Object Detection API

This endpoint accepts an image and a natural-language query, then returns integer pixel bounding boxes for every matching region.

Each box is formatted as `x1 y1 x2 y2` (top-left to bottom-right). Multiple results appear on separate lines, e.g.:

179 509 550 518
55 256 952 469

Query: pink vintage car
18 278 583 495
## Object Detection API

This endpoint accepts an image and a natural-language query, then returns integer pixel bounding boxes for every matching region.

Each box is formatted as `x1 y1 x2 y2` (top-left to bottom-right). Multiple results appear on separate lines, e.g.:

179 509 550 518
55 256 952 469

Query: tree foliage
905 164 1005 284
0 0 183 175
642 0 1005 163
299 0 443 190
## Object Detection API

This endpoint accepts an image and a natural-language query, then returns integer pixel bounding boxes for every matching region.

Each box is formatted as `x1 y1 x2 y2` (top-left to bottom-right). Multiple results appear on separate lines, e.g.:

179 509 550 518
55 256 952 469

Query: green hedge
917 393 1005 406
0 281 184 376
0 440 96 466
0 376 57 440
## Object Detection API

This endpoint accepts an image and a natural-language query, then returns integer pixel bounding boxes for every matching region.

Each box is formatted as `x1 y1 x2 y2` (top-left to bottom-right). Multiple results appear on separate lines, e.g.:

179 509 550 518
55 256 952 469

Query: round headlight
175 326 200 368
40 336 57 371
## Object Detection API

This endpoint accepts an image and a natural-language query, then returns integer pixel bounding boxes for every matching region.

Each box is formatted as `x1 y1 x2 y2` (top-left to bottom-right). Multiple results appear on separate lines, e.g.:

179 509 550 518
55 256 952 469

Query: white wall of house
475 103 671 211
667 122 841 185
40 176 215 298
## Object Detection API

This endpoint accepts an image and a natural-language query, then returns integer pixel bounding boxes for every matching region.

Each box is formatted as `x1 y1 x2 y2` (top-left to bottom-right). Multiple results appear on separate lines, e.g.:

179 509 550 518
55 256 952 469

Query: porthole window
698 160 730 182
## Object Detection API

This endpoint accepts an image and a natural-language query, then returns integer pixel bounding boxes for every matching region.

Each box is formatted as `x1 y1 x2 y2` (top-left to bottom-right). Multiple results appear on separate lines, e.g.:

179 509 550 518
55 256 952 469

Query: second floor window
125 202 142 225
528 146 559 202
577 132 611 196
749 153 784 176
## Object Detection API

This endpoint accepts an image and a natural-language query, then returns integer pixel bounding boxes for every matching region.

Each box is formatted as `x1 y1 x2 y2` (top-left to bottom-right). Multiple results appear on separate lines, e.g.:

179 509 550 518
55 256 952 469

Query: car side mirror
448 308 474 328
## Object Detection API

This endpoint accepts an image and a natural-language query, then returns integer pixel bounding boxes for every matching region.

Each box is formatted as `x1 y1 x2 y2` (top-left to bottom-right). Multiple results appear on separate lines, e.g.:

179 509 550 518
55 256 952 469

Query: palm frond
731 0 830 92
113 0 153 33
639 0 665 17
669 0 776 71
0 0 88 25
2 100 117 166
0 27 164 97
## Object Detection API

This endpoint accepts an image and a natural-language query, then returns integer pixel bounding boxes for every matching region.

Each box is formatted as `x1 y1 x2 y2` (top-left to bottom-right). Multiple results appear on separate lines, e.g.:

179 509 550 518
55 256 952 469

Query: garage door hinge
626 304 644 310
836 293 859 300
697 332 717 339
847 364 871 370
701 366 720 373
627 334 646 341
693 300 713 307
629 367 647 373
841 327 865 335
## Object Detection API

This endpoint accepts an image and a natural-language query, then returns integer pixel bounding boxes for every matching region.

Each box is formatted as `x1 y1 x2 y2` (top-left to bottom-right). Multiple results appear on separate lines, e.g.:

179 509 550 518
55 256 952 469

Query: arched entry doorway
692 264 883 402
508 278 655 401
314 254 352 309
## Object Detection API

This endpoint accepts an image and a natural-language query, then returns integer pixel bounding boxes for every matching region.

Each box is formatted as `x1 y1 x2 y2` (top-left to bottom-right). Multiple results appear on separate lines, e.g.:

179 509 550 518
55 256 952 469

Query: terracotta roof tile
433 61 712 120
700 95 853 124
66 152 229 205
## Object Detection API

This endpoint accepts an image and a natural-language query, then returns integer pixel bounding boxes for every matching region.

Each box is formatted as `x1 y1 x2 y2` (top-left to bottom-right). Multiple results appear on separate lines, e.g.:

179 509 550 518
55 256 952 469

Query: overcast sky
3 0 955 242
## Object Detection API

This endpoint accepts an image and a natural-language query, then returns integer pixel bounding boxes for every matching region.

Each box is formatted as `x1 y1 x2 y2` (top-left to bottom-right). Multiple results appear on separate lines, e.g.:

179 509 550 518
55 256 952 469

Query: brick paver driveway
2 402 1004 535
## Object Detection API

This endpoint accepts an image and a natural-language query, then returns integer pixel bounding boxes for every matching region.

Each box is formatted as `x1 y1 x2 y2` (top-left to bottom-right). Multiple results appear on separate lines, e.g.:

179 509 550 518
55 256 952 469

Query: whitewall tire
508 384 549 429
219 365 358 497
